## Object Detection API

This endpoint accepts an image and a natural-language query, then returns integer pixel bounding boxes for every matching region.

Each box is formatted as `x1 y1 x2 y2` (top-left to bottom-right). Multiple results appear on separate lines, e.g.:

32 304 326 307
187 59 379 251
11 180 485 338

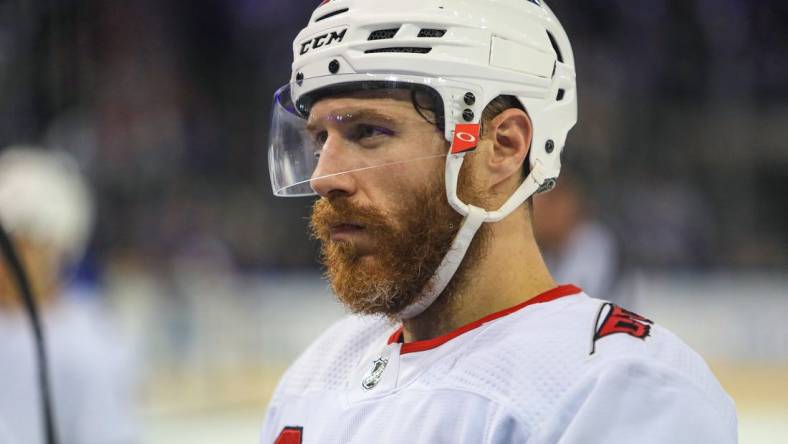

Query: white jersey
261 285 737 444
0 293 138 444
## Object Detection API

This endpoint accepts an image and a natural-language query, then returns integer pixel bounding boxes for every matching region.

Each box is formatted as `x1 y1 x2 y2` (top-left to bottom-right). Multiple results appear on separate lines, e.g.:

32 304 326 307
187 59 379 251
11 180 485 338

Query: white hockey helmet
268 0 577 318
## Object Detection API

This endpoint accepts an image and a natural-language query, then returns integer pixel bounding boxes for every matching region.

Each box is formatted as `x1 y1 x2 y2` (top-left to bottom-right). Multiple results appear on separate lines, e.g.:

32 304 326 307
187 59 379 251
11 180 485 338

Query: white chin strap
397 153 549 320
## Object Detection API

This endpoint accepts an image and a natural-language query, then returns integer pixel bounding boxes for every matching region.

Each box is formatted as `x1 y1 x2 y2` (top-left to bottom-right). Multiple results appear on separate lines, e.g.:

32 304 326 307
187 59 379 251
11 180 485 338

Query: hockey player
263 1 737 442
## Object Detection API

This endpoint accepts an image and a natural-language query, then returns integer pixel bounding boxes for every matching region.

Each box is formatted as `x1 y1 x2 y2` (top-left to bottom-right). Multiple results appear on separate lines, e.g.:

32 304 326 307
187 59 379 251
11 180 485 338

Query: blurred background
0 0 786 443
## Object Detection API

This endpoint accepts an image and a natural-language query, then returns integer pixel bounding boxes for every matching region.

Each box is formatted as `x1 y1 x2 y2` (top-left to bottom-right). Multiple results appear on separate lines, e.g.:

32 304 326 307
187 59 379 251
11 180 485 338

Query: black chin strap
0 222 58 444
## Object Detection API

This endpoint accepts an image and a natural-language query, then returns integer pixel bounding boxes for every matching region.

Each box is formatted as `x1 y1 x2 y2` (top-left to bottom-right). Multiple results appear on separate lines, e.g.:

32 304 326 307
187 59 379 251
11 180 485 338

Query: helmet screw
545 139 555 154
296 72 304 86
463 92 476 106
462 109 474 122
328 59 340 74
538 178 557 193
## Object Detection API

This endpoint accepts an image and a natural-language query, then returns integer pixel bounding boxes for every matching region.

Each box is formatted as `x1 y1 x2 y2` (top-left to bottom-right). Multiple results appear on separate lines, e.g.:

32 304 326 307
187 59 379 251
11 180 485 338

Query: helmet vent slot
546 30 563 63
365 47 432 54
556 89 565 101
315 8 349 22
418 29 446 38
368 28 400 40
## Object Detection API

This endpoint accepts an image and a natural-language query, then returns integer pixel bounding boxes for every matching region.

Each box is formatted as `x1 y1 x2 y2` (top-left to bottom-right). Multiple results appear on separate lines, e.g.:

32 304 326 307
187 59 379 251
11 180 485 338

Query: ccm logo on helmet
299 29 347 56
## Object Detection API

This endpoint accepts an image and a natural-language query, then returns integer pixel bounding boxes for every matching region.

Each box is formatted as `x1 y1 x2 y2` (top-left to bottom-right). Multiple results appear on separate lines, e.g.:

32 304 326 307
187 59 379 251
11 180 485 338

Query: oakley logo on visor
451 124 481 154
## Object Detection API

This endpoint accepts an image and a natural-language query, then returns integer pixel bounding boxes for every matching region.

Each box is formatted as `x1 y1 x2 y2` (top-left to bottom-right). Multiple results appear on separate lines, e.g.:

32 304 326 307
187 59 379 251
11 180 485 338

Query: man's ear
484 108 532 188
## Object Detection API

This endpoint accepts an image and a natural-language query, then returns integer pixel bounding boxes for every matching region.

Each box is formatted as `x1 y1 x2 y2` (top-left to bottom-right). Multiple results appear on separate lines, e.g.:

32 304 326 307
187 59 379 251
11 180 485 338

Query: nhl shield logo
361 357 389 391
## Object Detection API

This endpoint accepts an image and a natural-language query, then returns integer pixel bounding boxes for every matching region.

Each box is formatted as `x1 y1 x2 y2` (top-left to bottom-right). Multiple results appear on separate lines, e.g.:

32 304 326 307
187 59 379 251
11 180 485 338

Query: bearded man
262 1 737 443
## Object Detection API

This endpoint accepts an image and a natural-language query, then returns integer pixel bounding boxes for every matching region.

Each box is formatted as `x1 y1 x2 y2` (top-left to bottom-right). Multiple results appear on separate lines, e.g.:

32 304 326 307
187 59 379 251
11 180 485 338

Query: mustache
310 197 393 240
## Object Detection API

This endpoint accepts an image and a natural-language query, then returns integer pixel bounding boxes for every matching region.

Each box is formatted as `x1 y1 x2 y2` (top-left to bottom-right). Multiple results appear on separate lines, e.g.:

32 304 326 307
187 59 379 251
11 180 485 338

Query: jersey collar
388 284 582 354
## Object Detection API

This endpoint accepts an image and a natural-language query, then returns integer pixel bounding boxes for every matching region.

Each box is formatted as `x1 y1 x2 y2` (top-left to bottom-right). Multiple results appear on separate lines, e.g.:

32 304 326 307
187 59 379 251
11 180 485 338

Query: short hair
482 95 526 126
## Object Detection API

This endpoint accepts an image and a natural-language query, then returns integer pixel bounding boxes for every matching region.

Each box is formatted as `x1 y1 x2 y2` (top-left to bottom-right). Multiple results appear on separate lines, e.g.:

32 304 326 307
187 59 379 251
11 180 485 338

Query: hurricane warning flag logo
591 303 653 354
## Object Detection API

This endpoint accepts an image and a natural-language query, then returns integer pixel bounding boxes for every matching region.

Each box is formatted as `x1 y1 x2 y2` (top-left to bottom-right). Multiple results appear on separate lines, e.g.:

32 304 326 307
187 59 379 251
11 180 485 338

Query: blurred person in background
533 171 620 300
0 147 138 444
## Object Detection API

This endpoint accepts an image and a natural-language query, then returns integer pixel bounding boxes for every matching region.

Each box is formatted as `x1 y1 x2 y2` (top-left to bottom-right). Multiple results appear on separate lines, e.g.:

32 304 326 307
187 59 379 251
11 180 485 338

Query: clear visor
268 75 451 197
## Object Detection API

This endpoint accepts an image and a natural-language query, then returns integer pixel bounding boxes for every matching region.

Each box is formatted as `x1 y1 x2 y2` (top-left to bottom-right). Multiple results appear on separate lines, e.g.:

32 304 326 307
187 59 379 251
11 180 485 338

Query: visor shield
268 74 478 197
268 84 321 196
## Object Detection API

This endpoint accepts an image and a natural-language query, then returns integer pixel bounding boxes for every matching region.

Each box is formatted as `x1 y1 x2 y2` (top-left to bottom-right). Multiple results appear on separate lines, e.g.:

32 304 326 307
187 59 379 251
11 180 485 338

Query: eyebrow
306 108 397 133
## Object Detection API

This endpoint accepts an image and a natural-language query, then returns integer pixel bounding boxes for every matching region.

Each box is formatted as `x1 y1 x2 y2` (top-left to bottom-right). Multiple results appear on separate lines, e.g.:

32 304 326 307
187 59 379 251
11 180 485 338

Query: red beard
310 174 489 317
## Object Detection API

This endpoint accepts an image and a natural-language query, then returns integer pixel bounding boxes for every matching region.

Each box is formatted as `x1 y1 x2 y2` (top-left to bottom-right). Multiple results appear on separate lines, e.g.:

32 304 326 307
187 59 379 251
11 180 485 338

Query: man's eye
352 124 394 141
313 131 328 145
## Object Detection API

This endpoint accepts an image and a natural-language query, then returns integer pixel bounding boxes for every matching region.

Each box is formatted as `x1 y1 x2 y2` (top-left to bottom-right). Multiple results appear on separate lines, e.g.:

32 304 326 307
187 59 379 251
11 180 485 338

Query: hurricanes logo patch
274 426 303 444
591 303 653 354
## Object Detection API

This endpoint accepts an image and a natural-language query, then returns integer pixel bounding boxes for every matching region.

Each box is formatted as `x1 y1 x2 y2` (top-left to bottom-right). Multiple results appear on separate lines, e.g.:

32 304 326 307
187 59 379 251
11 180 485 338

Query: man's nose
310 135 358 197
